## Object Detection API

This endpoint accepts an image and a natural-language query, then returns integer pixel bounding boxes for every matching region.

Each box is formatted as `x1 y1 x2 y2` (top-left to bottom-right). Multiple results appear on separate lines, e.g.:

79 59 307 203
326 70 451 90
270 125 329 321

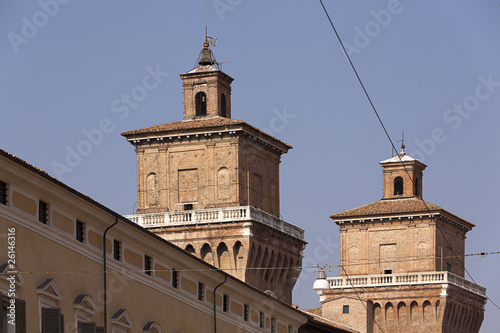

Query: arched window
414 177 420 197
220 93 227 117
185 244 195 255
195 92 207 116
394 177 404 195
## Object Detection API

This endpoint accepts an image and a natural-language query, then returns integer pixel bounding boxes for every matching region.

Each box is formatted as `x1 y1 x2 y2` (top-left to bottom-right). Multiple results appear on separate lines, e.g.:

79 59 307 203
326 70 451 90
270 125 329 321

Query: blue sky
1 0 499 330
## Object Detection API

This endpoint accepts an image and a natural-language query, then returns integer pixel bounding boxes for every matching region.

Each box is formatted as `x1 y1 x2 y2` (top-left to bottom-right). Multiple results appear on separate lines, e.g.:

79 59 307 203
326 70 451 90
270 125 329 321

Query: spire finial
401 107 405 154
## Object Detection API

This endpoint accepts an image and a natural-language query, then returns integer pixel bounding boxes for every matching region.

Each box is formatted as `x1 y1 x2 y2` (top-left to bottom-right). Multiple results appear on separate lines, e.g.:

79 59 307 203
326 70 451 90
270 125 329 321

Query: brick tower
121 42 305 304
314 148 487 332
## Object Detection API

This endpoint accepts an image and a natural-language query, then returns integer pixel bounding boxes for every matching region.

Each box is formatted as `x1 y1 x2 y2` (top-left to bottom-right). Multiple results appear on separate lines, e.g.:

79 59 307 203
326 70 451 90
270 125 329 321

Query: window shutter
60 313 64 333
78 322 96 333
42 308 62 333
96 327 105 333
15 299 27 333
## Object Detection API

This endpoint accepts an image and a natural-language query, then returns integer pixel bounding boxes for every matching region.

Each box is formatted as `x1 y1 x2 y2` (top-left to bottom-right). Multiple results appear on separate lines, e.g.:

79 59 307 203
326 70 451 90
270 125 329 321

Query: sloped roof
330 197 474 229
330 198 442 219
121 117 292 150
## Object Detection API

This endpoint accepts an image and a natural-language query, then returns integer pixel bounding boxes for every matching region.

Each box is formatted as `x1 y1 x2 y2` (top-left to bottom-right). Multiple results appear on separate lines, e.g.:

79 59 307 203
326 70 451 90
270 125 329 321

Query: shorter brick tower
314 149 487 333
122 42 306 304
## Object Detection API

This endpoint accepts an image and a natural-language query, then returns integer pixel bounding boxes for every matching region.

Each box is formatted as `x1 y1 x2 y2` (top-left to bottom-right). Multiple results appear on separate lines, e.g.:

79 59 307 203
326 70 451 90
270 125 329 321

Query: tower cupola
380 148 426 199
180 42 233 120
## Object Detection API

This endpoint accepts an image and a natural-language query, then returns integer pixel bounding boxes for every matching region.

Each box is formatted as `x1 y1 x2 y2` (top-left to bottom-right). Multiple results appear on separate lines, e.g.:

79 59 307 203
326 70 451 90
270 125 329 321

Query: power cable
317 0 500 311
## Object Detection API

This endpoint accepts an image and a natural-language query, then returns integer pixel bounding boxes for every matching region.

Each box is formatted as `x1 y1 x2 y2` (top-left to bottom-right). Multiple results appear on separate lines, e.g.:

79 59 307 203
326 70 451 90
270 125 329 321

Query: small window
394 177 404 195
172 269 179 288
198 282 205 301
343 305 349 314
415 178 420 197
144 255 152 276
446 263 451 272
113 239 121 261
223 294 229 312
78 322 96 333
76 220 85 243
244 304 250 321
271 317 276 333
0 181 7 205
221 93 227 117
195 92 207 116
384 269 392 275
39 200 49 224
259 312 265 328
184 203 193 211
42 307 64 332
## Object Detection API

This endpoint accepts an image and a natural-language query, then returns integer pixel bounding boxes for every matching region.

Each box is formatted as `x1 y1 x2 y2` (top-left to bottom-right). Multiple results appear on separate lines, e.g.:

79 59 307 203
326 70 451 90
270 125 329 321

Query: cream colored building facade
0 148 334 333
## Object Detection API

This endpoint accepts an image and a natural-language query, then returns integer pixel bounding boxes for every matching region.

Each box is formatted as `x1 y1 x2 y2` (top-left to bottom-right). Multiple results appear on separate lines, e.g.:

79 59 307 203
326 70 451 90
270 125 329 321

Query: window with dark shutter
144 255 152 276
42 307 63 333
172 269 179 288
198 282 205 301
223 294 229 312
244 304 249 321
113 239 121 261
39 200 49 224
76 221 85 243
16 299 27 333
78 322 96 333
0 181 7 205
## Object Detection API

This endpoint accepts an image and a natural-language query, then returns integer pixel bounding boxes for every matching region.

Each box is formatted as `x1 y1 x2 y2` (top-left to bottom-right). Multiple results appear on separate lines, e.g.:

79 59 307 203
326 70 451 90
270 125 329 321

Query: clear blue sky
1 1 499 330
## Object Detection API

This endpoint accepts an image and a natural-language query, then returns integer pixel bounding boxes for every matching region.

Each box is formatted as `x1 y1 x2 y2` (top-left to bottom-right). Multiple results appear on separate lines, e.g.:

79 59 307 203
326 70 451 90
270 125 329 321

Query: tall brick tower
314 148 487 332
121 42 305 304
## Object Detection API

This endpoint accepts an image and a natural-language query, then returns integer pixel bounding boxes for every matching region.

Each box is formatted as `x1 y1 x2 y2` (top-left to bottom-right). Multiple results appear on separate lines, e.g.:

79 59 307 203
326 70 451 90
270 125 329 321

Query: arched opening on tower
185 244 196 255
233 241 243 271
414 177 420 197
217 242 230 269
195 92 207 116
394 176 404 196
221 93 227 117
201 243 213 265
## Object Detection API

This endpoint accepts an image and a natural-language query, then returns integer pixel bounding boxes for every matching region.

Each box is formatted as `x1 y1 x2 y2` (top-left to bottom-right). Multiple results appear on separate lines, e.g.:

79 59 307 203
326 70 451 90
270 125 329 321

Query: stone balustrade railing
124 206 304 240
327 271 486 297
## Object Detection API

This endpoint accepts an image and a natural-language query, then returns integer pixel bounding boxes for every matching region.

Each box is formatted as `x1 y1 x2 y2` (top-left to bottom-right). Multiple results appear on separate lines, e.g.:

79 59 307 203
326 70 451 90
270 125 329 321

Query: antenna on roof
401 107 405 154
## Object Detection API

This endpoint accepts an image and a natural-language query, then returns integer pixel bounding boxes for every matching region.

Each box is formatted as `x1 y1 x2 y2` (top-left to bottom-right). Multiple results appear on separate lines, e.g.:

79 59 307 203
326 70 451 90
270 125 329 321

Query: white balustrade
327 271 486 297
124 206 304 240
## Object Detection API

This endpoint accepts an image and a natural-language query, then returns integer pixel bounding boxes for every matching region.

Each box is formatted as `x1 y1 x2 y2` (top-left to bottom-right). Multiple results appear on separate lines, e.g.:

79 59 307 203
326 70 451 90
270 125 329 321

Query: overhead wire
316 0 500 312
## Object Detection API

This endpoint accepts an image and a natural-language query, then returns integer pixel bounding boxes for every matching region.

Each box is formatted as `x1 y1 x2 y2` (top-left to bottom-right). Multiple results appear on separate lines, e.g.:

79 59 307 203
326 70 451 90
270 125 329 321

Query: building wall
0 154 307 333
134 134 282 218
151 222 304 305
319 284 485 333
